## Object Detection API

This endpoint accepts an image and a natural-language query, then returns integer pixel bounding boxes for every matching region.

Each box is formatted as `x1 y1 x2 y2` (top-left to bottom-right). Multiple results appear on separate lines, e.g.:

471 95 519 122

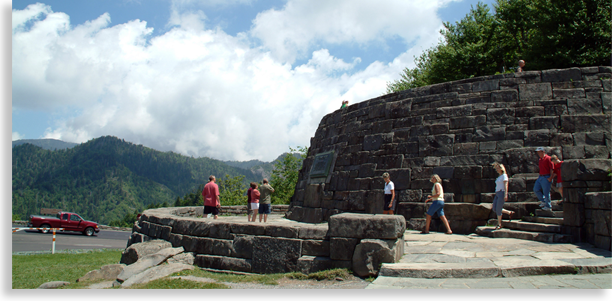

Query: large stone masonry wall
127 208 405 276
561 159 612 251
287 66 612 229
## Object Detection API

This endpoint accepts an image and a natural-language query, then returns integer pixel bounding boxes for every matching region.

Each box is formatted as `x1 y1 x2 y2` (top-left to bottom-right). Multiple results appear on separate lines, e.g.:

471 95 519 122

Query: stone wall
561 159 612 251
287 66 612 231
128 208 406 276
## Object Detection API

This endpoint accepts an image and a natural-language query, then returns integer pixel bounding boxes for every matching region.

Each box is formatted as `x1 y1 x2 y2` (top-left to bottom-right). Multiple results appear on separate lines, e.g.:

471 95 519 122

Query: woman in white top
492 162 515 230
382 172 396 214
422 174 452 234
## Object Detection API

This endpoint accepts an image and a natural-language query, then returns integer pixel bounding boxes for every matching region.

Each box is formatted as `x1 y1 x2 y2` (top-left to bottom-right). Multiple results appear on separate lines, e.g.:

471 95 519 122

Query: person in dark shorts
258 178 274 222
202 175 220 219
382 172 396 214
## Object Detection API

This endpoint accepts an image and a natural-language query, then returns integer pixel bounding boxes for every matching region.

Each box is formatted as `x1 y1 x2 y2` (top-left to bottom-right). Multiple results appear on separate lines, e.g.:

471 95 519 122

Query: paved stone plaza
367 273 612 289
368 229 612 289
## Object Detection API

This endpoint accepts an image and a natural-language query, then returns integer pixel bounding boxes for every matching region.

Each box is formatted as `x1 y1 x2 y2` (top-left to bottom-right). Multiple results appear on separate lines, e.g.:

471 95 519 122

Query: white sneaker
542 207 552 211
538 203 545 207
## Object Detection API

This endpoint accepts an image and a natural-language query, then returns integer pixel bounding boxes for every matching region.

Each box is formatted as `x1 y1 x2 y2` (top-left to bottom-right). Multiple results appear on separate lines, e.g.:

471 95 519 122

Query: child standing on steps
551 155 564 204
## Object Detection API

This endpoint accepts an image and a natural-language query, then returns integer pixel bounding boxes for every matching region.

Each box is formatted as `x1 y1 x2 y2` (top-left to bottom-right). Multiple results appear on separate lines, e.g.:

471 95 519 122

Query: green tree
217 174 247 206
497 0 611 70
386 3 503 93
270 146 308 204
386 0 611 93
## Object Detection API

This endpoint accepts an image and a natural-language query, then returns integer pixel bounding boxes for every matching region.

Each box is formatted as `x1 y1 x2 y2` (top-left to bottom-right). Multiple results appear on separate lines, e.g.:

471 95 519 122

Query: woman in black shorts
383 172 396 214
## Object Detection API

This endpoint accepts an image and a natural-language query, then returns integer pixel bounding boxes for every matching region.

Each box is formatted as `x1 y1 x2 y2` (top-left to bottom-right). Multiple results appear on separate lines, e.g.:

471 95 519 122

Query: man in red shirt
202 175 220 219
534 147 555 211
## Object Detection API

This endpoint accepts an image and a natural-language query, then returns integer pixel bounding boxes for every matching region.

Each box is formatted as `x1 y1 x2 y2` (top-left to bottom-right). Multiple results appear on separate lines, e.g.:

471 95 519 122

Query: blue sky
10 0 497 161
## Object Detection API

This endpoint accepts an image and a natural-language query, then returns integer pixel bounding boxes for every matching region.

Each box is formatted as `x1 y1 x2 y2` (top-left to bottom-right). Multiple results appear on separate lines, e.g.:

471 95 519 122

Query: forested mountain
12 136 261 224
223 153 302 179
12 138 78 150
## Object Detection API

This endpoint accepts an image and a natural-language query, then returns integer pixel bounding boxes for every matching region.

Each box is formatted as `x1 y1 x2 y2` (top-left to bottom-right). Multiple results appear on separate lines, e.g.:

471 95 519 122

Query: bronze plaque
309 151 334 178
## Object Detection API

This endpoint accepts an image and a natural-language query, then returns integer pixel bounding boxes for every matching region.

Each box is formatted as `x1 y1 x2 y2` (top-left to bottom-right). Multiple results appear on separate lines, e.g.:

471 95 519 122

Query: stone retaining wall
128 208 406 276
561 159 612 250
287 66 612 232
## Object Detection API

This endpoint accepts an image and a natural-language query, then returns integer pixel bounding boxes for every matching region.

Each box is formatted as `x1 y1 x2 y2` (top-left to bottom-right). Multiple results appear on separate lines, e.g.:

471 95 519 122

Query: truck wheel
40 224 51 234
84 227 95 236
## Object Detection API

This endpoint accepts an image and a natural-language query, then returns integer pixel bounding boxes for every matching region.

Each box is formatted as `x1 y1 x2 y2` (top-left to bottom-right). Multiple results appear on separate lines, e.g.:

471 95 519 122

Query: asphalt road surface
12 225 132 253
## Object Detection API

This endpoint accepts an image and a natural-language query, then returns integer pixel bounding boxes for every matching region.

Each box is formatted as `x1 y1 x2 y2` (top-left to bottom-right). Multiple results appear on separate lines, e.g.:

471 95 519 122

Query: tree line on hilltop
387 0 611 93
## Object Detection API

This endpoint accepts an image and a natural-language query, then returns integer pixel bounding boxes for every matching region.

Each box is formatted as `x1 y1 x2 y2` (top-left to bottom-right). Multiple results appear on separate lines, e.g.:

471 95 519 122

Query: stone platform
379 230 612 279
126 207 406 276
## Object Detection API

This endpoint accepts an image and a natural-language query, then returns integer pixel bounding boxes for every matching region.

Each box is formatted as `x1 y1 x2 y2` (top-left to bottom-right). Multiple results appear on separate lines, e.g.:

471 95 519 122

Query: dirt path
169 275 370 289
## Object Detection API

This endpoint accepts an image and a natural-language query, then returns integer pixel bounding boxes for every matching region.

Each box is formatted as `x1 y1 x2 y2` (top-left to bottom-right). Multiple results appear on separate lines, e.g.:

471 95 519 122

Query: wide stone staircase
475 200 573 243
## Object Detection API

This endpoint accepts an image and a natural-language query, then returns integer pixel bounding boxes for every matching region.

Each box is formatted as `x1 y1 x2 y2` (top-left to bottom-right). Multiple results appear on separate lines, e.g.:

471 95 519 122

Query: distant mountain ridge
11 136 294 224
223 153 302 180
12 139 78 150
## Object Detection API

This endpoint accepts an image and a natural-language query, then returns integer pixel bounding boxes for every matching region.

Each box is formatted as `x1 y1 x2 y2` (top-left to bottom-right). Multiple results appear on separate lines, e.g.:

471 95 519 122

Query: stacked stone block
128 208 406 275
287 67 612 232
561 159 612 251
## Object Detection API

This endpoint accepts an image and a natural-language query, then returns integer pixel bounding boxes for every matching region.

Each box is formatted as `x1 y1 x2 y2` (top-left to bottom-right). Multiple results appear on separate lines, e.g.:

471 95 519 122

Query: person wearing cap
534 147 555 211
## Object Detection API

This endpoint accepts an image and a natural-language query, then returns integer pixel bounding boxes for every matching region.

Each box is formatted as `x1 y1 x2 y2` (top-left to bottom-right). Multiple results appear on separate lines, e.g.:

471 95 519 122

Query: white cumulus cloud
12 1 455 161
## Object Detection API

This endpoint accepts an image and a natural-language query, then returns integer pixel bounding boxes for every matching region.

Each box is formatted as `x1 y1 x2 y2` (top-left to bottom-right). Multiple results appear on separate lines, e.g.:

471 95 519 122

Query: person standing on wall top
422 174 452 235
382 172 396 215
246 182 254 222
341 100 349 109
534 147 555 211
249 183 260 222
202 175 220 219
258 178 275 223
517 60 526 72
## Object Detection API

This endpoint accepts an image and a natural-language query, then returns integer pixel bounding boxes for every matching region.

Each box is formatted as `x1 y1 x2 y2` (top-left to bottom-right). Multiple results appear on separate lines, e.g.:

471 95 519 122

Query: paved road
12 225 131 253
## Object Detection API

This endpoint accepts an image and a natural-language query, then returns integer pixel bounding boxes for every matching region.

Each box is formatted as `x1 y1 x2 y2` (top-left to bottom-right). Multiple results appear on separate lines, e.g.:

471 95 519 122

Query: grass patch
13 250 354 289
286 268 350 281
12 249 123 289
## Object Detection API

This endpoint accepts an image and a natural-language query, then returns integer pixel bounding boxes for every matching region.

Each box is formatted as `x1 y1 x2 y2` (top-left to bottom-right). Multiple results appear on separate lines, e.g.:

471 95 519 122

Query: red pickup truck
28 212 100 236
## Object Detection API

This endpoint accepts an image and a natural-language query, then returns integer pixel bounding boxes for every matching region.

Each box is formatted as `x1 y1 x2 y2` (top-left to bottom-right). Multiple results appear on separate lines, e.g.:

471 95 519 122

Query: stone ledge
130 208 406 275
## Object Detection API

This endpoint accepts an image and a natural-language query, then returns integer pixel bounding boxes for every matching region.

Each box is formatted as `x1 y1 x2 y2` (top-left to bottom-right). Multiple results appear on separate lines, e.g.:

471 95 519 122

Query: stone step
379 257 612 279
521 216 564 225
535 209 563 218
501 221 561 233
379 261 501 279
475 226 572 243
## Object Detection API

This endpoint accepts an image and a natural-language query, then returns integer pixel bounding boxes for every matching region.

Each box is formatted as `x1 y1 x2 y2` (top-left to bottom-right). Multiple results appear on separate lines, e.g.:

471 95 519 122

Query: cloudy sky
11 0 496 161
